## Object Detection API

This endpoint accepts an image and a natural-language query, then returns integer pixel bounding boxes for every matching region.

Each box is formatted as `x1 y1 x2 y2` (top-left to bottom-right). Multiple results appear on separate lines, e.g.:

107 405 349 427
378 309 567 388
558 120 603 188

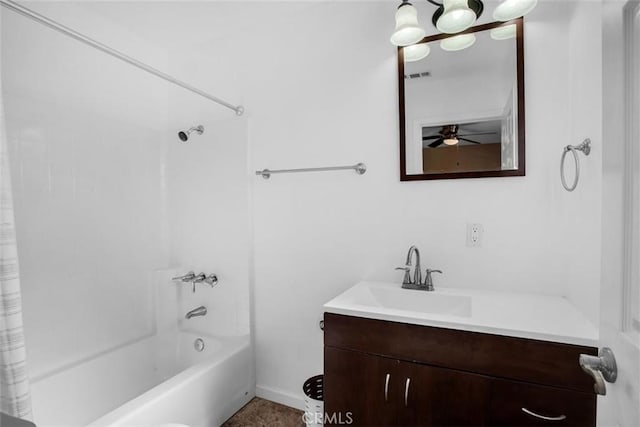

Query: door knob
579 347 617 395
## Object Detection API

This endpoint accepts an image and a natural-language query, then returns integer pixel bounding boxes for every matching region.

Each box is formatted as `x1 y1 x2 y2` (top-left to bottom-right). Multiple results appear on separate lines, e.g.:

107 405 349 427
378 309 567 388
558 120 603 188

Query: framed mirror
398 18 525 181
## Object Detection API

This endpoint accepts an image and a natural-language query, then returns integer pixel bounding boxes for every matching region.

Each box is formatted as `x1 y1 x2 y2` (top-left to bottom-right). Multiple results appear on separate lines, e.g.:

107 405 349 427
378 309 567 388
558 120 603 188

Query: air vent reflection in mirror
404 71 431 80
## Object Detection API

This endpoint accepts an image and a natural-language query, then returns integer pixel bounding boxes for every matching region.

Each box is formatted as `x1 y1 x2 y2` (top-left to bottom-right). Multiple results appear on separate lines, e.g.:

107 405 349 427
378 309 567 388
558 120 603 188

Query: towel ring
561 138 591 192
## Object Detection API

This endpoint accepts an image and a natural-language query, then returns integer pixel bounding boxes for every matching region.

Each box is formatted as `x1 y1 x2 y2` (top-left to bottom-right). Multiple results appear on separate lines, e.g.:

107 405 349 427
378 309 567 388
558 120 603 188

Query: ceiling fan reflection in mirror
422 123 499 148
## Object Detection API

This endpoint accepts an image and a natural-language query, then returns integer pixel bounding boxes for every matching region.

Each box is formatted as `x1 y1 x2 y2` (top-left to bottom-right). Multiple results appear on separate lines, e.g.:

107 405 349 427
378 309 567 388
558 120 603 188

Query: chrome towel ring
561 138 591 192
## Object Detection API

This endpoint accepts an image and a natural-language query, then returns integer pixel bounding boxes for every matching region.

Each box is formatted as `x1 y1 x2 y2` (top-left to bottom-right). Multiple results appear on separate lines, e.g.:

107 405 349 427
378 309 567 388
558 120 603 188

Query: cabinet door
488 378 596 427
324 346 399 426
398 361 491 427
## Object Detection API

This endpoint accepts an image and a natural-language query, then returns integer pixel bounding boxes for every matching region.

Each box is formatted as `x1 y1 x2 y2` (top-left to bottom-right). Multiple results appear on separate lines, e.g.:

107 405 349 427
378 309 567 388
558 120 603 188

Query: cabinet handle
384 374 390 402
404 378 411 407
521 408 567 421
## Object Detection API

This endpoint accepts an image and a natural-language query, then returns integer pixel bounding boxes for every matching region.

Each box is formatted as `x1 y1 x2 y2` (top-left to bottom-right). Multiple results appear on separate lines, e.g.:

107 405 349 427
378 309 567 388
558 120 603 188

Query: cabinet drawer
488 378 596 427
324 313 597 393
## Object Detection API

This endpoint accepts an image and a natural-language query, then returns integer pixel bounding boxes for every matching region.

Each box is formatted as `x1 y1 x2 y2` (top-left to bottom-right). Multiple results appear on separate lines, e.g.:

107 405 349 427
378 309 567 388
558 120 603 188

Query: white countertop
323 281 599 347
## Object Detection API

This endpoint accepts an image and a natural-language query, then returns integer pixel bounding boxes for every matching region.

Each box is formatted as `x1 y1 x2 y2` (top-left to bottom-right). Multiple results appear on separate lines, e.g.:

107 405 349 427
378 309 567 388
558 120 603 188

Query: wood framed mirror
398 18 525 181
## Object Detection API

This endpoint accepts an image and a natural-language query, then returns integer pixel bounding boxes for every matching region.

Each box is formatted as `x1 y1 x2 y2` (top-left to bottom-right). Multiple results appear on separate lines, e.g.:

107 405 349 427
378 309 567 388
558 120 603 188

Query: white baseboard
256 384 305 411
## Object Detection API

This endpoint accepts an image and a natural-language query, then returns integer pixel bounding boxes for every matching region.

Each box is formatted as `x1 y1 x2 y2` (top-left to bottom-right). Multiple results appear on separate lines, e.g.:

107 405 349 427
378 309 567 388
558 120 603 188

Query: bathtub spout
185 306 207 319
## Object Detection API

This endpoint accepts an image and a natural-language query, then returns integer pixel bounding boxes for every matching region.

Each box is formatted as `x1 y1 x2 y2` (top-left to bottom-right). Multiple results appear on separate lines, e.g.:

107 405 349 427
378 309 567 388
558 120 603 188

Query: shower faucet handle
204 274 218 287
192 272 207 283
191 272 207 293
172 271 196 282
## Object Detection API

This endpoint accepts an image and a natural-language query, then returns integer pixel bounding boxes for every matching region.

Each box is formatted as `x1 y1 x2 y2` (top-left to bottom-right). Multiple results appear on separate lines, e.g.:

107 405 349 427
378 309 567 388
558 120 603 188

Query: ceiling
52 1 326 50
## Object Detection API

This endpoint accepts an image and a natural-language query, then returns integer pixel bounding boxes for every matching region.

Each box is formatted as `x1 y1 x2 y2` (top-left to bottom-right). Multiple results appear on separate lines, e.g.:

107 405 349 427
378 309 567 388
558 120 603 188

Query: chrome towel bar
255 163 367 179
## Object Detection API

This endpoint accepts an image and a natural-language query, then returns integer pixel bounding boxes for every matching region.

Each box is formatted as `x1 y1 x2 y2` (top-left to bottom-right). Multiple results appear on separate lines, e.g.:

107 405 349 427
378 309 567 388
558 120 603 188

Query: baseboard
255 384 305 411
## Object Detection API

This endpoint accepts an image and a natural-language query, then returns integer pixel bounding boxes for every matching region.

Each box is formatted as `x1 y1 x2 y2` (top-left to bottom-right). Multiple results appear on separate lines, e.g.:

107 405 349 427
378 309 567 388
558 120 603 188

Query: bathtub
30 331 253 427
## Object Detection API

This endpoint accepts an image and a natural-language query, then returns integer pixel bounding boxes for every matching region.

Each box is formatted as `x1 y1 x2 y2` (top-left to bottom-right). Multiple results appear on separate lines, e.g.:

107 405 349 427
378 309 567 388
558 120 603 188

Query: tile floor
222 397 305 427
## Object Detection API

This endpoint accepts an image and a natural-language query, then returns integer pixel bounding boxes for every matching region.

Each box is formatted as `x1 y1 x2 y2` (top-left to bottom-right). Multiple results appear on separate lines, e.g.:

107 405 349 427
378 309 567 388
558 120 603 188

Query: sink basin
341 284 472 317
323 281 600 347
369 287 472 317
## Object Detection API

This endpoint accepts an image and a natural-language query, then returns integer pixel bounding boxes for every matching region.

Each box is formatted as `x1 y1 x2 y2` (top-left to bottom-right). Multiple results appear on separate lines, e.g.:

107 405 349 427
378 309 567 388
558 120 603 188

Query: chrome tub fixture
185 306 207 319
172 271 219 293
190 272 218 292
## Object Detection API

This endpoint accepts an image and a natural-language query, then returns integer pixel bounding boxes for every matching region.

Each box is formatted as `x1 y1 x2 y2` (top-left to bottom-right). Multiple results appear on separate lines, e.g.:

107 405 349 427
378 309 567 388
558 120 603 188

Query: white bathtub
30 331 253 427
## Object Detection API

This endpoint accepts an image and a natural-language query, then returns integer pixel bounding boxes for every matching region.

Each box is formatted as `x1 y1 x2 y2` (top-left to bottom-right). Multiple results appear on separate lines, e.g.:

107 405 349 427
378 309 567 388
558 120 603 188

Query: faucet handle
172 271 196 282
190 272 206 293
192 272 206 283
395 266 412 285
204 274 218 287
424 269 442 291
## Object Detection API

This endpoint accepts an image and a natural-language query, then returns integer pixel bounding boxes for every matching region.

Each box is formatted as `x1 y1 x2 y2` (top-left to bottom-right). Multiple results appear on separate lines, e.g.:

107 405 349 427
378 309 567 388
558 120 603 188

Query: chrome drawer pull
384 374 390 402
522 408 567 421
404 378 411 407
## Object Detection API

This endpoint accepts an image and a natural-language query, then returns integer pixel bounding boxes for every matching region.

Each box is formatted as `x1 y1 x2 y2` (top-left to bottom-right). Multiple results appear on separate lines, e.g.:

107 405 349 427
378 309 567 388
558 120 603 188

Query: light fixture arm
426 0 443 6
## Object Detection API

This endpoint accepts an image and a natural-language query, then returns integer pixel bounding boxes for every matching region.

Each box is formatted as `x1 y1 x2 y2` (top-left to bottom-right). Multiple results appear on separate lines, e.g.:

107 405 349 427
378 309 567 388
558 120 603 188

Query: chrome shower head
178 125 204 143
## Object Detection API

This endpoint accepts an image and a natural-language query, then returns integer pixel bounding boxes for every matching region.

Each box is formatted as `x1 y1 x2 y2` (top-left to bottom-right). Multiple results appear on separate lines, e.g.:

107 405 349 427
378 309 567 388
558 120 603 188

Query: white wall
157 1 604 408
564 0 603 328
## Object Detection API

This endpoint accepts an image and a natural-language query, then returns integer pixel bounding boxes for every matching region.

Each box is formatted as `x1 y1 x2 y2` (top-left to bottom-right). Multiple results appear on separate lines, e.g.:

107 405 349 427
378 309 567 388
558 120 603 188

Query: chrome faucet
395 245 422 289
396 246 442 291
185 306 207 319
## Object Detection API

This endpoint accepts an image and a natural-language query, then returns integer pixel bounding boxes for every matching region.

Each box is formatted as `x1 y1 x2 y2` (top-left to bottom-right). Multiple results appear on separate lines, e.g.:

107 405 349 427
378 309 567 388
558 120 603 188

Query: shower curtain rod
0 0 245 116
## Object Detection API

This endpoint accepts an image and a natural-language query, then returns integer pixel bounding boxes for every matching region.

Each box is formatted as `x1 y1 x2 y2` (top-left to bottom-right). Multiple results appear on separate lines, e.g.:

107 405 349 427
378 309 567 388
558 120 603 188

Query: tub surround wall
166 116 251 338
1 2 252 424
1 3 170 383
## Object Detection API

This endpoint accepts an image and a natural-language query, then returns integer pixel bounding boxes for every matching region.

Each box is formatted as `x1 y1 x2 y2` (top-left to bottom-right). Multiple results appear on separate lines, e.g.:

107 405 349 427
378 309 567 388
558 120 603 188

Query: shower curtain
0 32 33 418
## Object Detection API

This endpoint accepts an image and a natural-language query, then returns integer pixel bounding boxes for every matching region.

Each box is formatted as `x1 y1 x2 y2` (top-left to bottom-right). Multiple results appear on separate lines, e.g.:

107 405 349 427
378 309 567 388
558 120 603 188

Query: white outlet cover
466 223 484 247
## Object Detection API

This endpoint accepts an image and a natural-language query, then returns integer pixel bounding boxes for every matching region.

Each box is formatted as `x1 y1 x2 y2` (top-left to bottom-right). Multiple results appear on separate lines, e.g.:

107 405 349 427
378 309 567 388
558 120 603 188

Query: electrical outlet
466 223 483 247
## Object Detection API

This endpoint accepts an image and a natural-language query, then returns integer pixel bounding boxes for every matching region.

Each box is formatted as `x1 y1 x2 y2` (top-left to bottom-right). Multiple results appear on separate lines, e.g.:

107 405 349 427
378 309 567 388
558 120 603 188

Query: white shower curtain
0 23 33 418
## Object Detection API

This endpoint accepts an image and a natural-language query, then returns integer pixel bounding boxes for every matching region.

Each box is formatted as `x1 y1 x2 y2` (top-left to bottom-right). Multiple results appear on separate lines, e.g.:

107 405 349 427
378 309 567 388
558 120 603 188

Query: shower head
178 125 204 142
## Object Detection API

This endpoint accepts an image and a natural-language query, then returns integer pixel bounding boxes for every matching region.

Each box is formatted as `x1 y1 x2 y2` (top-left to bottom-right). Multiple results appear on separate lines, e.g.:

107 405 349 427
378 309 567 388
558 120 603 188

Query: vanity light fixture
440 33 476 51
390 0 536 45
403 43 431 62
435 0 481 34
493 0 538 21
391 0 426 46
490 24 517 40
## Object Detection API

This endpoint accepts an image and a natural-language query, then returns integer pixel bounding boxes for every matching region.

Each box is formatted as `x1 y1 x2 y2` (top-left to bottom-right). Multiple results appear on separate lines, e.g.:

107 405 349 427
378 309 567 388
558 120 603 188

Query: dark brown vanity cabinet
324 313 597 427
325 347 491 426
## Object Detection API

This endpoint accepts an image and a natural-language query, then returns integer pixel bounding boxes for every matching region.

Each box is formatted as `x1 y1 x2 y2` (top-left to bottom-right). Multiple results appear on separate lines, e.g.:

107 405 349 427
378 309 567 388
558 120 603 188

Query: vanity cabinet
325 347 491 426
324 313 597 427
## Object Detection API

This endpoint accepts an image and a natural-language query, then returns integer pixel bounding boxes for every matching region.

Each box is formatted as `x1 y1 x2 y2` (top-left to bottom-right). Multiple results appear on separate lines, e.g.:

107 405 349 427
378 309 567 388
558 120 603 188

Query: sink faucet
185 305 207 319
396 246 422 288
396 246 442 291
